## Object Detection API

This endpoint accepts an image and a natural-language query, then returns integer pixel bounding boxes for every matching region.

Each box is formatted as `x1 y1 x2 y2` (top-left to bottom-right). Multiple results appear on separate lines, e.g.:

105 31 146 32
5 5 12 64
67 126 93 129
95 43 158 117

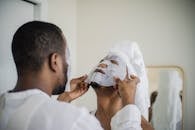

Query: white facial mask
87 55 127 87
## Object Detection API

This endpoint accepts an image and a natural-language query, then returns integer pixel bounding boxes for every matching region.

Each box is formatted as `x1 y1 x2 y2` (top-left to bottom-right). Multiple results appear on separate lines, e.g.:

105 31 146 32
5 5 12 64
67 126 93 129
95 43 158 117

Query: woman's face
88 55 127 87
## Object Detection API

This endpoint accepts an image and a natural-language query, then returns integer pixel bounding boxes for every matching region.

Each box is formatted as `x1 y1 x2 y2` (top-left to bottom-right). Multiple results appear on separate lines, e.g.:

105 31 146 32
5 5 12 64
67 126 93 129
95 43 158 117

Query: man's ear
48 53 60 72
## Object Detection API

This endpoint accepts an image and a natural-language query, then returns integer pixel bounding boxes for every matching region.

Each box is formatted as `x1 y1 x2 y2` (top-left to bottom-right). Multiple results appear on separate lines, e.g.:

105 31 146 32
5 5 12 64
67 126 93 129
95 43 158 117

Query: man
87 41 154 130
0 21 141 130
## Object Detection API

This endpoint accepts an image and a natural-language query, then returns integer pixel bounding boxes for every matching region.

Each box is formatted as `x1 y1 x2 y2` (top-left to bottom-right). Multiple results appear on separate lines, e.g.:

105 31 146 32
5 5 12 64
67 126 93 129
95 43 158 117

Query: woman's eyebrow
110 60 119 65
99 59 104 63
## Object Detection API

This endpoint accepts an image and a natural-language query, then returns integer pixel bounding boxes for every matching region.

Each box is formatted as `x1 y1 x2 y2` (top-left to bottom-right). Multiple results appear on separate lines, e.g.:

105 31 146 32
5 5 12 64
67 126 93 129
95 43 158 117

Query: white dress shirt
0 89 141 130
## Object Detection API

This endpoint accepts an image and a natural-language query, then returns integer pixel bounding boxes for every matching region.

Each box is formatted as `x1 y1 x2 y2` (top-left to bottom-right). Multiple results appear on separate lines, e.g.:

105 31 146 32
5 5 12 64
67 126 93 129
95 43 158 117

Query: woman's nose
98 63 108 68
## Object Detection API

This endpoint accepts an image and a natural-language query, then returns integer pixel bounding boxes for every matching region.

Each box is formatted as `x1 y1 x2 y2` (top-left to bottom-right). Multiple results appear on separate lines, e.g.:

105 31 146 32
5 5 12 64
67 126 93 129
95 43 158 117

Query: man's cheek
63 65 68 84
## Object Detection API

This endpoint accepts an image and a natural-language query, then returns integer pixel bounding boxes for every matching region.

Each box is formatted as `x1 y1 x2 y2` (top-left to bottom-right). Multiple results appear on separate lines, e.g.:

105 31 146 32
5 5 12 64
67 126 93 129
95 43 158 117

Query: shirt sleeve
111 104 142 130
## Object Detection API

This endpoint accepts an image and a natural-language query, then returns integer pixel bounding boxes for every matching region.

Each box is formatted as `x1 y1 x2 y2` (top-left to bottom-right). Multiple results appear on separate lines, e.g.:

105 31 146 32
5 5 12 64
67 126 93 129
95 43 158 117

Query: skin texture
12 52 66 96
94 86 123 130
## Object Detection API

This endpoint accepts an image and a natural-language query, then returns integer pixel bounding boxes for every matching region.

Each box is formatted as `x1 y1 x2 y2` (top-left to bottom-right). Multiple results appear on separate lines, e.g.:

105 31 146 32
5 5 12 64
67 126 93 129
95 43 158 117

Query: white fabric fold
0 89 143 130
0 89 103 130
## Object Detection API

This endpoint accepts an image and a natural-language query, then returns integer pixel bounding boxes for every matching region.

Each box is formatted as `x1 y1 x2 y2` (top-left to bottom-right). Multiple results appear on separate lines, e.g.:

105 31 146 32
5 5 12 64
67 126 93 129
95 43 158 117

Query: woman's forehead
102 55 126 66
104 55 122 61
105 55 117 59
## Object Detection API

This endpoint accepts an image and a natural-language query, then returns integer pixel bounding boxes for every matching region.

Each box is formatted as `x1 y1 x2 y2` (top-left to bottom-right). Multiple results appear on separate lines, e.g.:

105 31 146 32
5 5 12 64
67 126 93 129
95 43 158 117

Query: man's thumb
77 74 88 81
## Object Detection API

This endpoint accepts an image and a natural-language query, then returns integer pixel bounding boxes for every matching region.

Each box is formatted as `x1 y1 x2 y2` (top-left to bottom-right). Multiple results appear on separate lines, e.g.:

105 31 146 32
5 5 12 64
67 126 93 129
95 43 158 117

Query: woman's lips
94 69 105 74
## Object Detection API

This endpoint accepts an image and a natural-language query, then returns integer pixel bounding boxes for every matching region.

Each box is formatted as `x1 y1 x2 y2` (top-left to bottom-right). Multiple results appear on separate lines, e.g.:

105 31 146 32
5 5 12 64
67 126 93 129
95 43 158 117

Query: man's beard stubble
52 62 68 95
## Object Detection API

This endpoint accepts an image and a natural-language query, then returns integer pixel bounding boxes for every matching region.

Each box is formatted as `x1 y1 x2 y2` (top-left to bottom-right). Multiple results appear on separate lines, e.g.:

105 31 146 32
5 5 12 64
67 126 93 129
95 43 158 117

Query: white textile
0 89 142 130
152 70 182 130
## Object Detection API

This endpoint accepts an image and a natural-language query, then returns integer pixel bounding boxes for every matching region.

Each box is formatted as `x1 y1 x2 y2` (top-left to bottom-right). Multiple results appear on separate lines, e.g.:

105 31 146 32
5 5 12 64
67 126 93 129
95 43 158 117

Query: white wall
48 0 77 77
48 0 195 129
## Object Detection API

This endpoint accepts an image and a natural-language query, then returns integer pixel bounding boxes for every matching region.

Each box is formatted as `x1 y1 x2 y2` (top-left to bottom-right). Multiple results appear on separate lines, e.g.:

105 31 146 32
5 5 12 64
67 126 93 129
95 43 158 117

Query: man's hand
114 70 140 106
57 75 89 102
69 75 89 101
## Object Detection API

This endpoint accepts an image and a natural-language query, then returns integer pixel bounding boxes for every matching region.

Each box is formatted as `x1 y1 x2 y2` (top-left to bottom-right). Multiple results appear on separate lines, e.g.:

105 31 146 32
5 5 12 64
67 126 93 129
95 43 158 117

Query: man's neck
12 72 53 96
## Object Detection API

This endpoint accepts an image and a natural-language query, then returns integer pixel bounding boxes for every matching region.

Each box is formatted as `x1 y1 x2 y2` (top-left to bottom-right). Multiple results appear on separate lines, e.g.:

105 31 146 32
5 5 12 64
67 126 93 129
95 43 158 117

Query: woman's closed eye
99 59 104 63
110 60 119 65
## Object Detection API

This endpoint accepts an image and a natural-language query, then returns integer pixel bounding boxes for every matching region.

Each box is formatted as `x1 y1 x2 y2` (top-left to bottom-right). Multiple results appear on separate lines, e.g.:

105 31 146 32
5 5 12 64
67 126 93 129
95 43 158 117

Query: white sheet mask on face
87 54 127 87
65 45 71 91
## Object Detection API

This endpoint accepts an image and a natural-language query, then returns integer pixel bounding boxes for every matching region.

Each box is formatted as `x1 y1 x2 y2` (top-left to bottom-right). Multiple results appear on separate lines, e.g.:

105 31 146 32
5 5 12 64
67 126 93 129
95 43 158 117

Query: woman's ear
48 53 60 72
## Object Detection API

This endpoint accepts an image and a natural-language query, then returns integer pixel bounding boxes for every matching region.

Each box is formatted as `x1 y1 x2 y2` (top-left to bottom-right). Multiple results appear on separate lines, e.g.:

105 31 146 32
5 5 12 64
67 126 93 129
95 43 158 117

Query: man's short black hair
12 21 65 74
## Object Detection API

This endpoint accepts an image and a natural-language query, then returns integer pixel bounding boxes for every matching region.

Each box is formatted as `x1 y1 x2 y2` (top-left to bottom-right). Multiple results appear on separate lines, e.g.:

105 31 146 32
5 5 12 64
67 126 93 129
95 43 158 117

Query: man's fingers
80 83 89 93
125 67 129 80
74 82 89 93
79 82 88 88
114 77 123 88
76 74 88 81
130 75 140 84
130 75 136 79
114 77 121 84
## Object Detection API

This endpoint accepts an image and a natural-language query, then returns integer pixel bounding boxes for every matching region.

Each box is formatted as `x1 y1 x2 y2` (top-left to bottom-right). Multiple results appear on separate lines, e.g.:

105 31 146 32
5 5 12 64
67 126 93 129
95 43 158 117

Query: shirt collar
3 89 50 100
